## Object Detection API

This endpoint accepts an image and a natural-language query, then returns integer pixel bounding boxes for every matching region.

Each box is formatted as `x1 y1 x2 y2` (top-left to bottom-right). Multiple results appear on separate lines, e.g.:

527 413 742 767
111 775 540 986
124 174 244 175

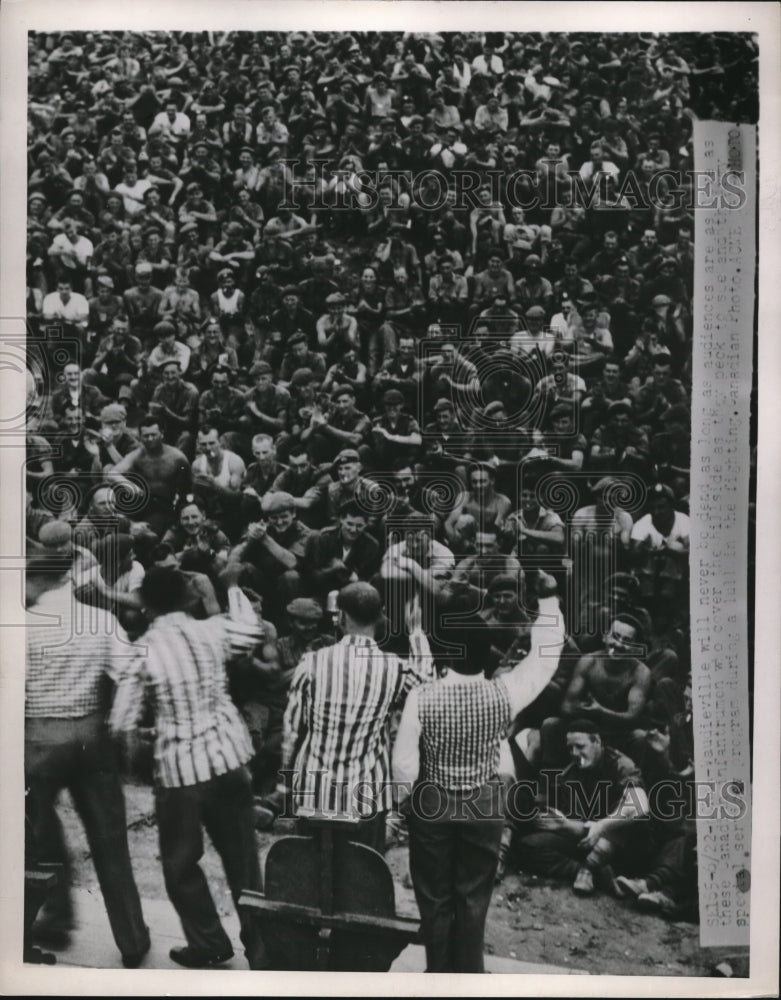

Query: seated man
227 491 310 622
501 480 566 559
107 414 192 537
269 444 331 529
191 425 246 534
148 358 198 455
198 367 247 443
444 463 512 541
516 718 650 897
242 434 287 519
453 530 523 599
303 499 382 601
541 613 652 765
302 383 370 466
242 361 290 439
369 388 423 470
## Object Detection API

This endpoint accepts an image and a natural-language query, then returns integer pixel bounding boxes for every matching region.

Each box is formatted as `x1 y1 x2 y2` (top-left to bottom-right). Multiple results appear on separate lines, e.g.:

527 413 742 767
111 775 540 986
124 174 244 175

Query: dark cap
290 367 314 387
331 384 355 400
286 597 323 621
251 360 273 376
566 718 600 736
433 398 455 412
383 389 404 406
333 448 360 465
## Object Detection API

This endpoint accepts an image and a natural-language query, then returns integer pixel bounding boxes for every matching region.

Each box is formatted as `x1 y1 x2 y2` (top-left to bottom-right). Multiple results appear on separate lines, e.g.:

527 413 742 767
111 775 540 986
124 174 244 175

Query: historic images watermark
278 165 749 214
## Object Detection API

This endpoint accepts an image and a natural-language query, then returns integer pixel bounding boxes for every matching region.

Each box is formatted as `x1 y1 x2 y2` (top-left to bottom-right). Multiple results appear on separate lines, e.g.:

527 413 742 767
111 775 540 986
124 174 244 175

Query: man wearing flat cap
316 291 359 367
370 387 422 469
148 347 198 451
278 334 327 386
123 261 163 344
302 383 371 465
226 490 311 619
588 398 650 477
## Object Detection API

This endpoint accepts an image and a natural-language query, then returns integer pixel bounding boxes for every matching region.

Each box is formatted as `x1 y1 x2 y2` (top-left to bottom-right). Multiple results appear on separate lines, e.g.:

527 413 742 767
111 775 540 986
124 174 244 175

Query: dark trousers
24 714 149 959
154 765 265 967
407 781 505 973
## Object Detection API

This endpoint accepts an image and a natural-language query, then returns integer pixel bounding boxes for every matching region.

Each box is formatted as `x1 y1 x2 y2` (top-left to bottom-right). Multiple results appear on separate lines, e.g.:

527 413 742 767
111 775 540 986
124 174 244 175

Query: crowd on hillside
24 28 758 939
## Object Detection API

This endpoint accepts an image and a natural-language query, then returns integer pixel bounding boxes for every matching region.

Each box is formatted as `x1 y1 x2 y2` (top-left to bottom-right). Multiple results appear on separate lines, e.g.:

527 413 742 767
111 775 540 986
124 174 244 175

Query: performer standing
24 554 150 967
392 572 566 973
280 581 433 852
109 565 266 969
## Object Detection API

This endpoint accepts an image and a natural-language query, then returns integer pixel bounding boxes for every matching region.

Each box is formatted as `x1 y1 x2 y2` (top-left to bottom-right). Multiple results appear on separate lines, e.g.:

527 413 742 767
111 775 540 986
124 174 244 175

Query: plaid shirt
26 583 136 719
282 631 434 817
393 596 566 791
109 588 261 787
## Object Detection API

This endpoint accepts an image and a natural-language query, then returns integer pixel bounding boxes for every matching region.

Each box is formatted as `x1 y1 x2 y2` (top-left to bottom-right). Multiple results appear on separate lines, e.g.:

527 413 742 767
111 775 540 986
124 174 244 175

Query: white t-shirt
192 449 246 490
42 291 89 325
631 510 690 550
51 232 94 267
115 178 153 216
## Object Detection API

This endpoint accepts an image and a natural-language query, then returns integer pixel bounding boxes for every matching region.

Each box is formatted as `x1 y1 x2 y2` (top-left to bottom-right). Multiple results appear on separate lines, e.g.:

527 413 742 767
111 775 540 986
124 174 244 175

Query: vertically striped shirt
26 583 136 719
109 589 262 788
282 631 434 817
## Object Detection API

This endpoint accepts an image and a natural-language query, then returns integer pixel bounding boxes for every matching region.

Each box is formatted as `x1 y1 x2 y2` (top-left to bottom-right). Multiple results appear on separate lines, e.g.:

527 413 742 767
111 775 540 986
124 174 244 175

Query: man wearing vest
392 573 565 973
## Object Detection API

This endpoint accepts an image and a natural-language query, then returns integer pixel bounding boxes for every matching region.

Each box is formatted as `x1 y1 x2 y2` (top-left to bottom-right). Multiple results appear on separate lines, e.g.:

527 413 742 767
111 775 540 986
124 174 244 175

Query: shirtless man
541 613 651 765
107 415 192 536
191 425 246 530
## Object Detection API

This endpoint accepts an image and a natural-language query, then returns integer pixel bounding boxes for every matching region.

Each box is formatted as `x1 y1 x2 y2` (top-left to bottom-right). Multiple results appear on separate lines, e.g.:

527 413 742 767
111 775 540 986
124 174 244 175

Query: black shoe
30 920 72 948
169 944 234 968
24 945 57 965
122 934 151 969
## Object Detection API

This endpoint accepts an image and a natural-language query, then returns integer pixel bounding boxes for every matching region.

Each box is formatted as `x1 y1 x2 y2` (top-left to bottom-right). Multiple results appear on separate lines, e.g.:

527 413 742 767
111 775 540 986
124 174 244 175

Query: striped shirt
282 631 434 817
26 583 136 719
393 596 566 792
109 588 262 788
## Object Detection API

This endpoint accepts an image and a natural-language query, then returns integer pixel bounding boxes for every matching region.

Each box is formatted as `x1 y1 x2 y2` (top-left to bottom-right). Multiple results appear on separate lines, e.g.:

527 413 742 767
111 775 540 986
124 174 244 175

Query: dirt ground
55 780 748 979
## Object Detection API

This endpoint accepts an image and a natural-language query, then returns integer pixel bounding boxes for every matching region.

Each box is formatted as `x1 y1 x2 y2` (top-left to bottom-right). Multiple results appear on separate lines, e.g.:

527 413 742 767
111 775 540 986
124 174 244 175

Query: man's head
210 368 230 393
61 405 82 437
89 485 116 519
383 388 405 418
197 425 223 460
334 448 361 485
469 464 493 496
337 581 382 633
608 400 633 430
332 385 355 416
262 491 296 533
179 500 205 535
604 613 644 659
252 433 276 468
138 416 164 453
566 720 603 771
63 362 81 389
433 398 455 430
140 565 189 617
602 358 621 387
488 573 521 619
338 499 369 544
287 597 323 641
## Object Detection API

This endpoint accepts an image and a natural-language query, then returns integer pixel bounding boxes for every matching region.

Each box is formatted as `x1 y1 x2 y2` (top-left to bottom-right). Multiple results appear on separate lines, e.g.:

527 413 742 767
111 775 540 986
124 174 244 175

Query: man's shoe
169 944 234 968
613 875 649 899
122 934 151 969
573 867 595 896
30 920 72 948
636 889 677 915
